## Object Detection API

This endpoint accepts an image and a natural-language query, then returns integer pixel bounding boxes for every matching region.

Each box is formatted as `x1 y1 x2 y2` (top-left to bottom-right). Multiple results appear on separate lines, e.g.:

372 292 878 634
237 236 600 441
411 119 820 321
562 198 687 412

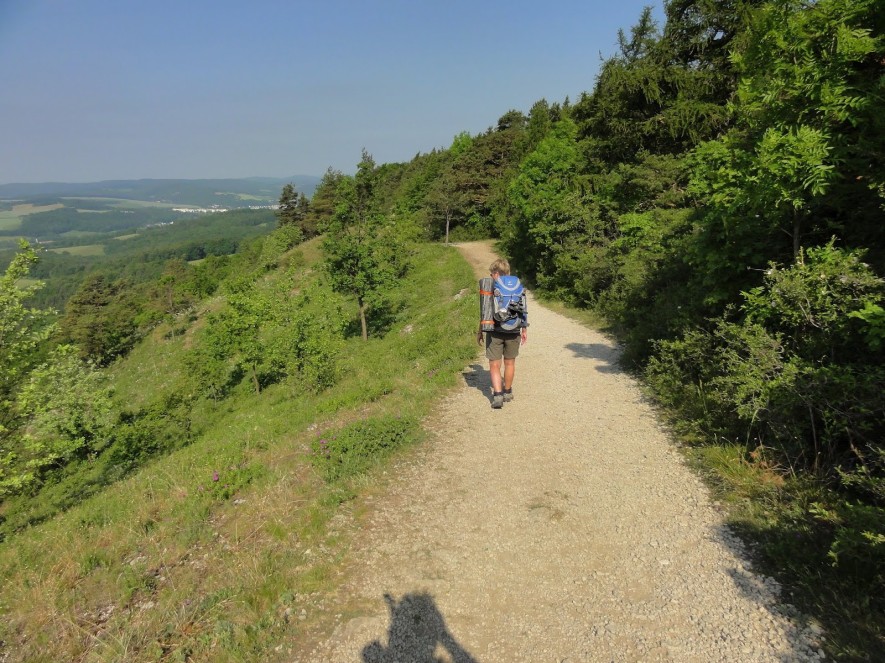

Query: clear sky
0 0 663 183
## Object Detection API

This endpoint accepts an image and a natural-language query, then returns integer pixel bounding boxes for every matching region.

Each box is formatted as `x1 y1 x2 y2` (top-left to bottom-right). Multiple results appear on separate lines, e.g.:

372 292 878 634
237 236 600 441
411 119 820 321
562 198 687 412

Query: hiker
477 258 528 409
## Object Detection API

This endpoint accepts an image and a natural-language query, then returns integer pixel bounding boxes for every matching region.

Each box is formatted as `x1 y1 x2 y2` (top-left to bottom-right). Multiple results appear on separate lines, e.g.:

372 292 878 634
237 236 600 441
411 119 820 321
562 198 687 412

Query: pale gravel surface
296 241 826 662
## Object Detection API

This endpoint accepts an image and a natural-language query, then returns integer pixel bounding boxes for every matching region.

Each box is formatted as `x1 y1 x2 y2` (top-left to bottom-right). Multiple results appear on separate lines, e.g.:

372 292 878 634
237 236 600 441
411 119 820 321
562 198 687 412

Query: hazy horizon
1 0 665 184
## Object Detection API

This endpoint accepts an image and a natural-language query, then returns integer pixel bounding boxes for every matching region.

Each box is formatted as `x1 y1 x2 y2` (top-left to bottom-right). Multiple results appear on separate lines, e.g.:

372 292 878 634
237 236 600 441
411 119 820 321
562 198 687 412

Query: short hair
489 258 510 275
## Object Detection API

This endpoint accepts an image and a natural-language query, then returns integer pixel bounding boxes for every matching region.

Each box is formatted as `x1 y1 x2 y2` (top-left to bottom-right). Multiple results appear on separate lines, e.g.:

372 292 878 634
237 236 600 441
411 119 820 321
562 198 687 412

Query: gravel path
297 241 826 662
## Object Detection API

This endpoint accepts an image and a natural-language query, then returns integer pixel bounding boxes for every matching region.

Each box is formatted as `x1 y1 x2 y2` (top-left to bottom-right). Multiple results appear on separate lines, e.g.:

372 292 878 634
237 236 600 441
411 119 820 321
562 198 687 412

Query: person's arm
521 293 528 344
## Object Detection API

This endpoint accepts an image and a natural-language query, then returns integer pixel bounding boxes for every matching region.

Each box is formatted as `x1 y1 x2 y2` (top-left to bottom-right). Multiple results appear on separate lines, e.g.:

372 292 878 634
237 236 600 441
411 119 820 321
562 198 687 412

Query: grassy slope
0 240 478 662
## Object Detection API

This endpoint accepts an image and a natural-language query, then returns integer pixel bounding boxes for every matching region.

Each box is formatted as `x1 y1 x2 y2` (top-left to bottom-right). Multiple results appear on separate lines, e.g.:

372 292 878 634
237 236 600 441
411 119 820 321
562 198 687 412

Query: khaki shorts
485 330 521 361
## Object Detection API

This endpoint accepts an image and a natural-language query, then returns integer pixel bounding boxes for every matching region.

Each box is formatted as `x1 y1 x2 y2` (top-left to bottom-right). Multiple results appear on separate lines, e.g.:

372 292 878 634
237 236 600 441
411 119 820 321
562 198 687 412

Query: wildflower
212 471 219 482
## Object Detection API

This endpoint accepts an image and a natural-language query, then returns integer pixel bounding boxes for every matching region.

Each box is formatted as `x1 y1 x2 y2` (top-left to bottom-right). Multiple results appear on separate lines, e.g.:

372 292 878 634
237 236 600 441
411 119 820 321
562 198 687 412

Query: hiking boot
503 389 514 402
491 392 504 409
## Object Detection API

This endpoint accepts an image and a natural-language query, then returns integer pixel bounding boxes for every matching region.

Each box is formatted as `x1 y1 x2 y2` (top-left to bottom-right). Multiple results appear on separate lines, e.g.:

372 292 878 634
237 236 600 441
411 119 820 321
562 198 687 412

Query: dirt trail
297 241 824 662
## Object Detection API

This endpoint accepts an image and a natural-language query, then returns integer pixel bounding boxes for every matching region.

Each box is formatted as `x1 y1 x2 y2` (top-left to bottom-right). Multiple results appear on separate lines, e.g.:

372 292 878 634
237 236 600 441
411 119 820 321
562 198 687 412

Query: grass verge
687 444 884 661
0 241 478 662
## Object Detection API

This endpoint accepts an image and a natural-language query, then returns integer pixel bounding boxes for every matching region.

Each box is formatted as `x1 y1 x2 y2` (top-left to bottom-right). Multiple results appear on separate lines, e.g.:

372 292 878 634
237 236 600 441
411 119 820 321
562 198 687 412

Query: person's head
489 258 510 278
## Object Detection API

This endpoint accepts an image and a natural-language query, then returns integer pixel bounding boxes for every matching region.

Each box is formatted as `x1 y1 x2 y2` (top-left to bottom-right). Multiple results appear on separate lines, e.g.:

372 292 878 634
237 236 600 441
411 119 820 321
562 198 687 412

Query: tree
2 345 114 496
323 151 408 340
504 119 589 287
573 1 746 170
59 273 141 364
686 0 885 299
305 168 345 236
729 0 884 260
276 183 312 234
0 242 55 434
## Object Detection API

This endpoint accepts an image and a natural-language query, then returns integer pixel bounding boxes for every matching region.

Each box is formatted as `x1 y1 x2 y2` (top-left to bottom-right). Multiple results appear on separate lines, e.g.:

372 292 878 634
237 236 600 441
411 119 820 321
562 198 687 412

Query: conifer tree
276 183 311 233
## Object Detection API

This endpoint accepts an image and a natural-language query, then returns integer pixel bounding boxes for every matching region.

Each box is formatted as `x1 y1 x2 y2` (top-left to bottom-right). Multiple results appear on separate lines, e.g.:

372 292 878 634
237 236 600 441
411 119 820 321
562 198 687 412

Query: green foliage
0 242 55 436
742 242 885 360
503 118 588 288
811 501 885 579
0 239 478 661
310 415 418 482
304 168 345 236
265 285 345 393
107 392 196 475
573 2 734 169
2 345 114 497
58 273 142 364
276 183 312 236
206 290 271 394
190 261 344 399
848 301 885 350
258 223 304 271
323 151 411 340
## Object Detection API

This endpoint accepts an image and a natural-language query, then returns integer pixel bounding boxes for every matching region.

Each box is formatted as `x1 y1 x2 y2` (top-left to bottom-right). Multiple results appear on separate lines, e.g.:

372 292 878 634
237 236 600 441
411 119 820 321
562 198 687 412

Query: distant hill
0 176 321 207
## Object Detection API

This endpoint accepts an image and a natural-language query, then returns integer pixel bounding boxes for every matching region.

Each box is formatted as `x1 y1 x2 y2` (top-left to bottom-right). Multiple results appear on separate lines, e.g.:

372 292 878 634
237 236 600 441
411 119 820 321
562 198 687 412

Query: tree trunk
445 210 451 246
251 364 261 394
358 298 368 341
793 210 801 259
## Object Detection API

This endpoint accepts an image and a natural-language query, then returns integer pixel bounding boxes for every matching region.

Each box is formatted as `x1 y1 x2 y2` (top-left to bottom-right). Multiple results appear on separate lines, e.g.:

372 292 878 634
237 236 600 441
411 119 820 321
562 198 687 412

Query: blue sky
0 0 663 183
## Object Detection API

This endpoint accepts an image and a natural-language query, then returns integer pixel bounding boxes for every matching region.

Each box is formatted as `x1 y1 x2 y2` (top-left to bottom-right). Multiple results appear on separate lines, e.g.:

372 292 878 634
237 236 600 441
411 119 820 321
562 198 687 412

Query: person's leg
485 333 505 408
503 358 516 390
501 334 520 401
489 359 503 393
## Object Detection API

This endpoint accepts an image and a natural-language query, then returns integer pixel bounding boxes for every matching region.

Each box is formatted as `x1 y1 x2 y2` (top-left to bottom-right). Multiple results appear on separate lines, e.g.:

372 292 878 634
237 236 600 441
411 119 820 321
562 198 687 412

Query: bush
1 346 114 498
647 243 885 475
310 415 418 482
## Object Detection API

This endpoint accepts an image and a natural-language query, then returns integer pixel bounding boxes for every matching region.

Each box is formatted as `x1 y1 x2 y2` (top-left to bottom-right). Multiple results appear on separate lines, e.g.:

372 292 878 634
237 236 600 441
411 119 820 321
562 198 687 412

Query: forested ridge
1 0 883 659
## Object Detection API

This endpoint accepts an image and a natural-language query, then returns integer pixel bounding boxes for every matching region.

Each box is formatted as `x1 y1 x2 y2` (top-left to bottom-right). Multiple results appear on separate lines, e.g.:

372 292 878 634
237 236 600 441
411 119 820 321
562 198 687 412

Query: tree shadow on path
565 342 623 374
362 593 479 663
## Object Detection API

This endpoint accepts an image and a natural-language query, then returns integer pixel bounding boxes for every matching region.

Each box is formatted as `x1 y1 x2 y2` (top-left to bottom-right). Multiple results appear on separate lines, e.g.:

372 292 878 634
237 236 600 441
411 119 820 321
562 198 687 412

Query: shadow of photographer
362 592 478 663
461 363 492 403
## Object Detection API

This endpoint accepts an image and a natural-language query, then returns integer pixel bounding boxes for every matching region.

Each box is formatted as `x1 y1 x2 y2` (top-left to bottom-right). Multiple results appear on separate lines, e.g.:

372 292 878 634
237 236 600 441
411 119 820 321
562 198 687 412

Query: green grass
214 192 265 201
48 243 106 256
0 203 66 232
60 230 104 238
60 197 177 209
0 211 22 232
0 240 478 662
689 444 885 661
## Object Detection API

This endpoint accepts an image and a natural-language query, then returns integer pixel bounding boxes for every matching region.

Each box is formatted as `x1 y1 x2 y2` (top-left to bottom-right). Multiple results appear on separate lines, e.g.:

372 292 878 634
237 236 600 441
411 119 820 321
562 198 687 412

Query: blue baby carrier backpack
492 275 527 332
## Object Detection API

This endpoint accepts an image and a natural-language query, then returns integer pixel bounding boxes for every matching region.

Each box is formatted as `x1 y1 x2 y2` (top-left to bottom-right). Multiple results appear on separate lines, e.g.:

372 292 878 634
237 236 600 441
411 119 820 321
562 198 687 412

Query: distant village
171 204 278 214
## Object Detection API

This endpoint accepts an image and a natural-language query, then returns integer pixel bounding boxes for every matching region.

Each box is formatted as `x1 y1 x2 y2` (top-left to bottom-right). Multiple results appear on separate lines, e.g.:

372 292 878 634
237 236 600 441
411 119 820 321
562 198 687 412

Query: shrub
648 243 885 476
1 346 114 498
310 415 418 482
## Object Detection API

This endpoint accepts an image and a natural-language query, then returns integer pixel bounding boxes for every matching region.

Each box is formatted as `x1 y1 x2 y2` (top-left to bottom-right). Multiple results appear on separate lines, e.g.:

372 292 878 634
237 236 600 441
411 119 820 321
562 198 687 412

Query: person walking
477 258 528 409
